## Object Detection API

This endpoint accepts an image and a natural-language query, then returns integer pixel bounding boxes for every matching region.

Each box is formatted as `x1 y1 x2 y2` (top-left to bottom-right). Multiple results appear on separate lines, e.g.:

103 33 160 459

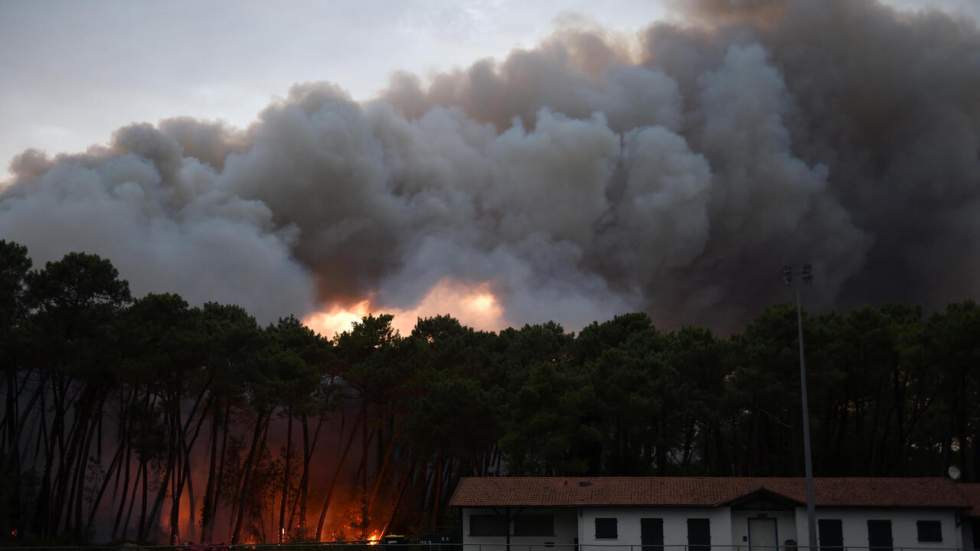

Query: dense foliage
1 240 979 544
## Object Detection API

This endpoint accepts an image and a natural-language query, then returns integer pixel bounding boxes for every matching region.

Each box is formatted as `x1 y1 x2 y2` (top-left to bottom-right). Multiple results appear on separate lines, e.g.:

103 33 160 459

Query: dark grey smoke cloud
2 0 978 329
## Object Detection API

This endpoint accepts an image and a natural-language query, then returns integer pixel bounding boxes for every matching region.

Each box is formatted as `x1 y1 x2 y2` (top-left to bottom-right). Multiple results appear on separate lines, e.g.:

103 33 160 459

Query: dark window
819 519 844 551
868 520 893 551
595 518 618 539
688 518 711 551
514 515 555 537
470 514 508 537
917 521 942 543
642 518 664 551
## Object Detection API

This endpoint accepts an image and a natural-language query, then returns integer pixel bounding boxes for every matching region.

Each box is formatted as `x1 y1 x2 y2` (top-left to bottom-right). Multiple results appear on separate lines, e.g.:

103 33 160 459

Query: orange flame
304 278 505 337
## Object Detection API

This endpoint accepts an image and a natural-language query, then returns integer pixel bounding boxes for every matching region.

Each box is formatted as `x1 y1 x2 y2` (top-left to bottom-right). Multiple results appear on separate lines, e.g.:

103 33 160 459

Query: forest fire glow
304 278 506 336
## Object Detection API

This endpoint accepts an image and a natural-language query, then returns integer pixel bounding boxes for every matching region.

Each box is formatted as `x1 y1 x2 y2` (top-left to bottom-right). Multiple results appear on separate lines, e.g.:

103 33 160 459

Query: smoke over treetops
3 0 979 331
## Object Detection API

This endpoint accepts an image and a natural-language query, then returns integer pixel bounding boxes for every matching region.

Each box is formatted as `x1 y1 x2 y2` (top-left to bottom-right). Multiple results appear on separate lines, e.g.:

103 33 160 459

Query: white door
749 518 778 551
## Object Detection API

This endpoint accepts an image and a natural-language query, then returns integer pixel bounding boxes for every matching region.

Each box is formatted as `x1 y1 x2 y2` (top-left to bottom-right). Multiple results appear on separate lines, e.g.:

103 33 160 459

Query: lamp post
783 264 817 551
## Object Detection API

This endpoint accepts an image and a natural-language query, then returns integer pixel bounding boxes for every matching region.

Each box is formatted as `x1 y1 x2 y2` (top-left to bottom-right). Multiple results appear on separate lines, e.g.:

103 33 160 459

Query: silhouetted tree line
1 239 979 544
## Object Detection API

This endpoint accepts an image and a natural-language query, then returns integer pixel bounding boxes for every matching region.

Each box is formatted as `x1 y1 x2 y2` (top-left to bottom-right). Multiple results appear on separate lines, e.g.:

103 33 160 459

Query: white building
450 477 980 551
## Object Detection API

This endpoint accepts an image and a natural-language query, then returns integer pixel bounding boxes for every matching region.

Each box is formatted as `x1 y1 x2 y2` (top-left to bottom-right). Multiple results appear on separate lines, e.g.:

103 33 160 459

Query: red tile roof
958 483 980 516
449 477 970 510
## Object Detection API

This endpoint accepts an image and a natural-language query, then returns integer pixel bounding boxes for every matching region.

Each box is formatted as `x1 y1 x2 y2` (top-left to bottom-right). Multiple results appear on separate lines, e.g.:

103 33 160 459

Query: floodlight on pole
785 264 818 551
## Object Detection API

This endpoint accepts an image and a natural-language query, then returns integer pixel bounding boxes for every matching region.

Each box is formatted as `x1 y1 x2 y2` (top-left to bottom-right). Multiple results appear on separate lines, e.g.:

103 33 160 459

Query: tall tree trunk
428 453 444 531
230 412 270 544
201 401 225 542
178 400 210 543
207 402 232 543
314 410 364 541
290 412 325 538
111 437 135 540
136 459 149 542
170 400 183 545
278 407 292 543
142 402 177 542
3 362 20 537
87 439 125 536
361 401 369 539
383 456 417 536
367 426 400 521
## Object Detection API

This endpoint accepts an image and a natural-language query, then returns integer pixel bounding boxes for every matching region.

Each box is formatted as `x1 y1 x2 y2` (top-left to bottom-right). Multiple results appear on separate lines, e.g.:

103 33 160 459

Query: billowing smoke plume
3 0 979 329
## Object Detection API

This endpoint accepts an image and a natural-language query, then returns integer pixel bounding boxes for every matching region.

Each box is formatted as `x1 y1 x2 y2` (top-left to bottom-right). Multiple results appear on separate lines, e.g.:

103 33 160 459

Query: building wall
793 508 962 550
461 507 578 551
577 507 733 551
960 518 975 551
731 509 799 551
461 507 964 551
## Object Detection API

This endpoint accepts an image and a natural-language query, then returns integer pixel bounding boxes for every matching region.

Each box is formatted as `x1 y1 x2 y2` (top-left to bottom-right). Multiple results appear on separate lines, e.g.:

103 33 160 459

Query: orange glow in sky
303 278 506 337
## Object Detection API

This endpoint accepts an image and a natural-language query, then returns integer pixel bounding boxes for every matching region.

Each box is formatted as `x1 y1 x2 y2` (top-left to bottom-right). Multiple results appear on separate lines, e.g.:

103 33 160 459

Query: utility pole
784 264 817 551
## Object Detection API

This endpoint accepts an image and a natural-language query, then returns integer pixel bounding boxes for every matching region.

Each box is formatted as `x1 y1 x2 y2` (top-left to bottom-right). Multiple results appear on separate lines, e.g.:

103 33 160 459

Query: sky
2 0 977 182
0 0 670 182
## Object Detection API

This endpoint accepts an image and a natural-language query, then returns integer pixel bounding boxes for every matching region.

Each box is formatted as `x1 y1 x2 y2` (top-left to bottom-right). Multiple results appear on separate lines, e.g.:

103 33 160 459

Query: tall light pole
783 264 817 551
